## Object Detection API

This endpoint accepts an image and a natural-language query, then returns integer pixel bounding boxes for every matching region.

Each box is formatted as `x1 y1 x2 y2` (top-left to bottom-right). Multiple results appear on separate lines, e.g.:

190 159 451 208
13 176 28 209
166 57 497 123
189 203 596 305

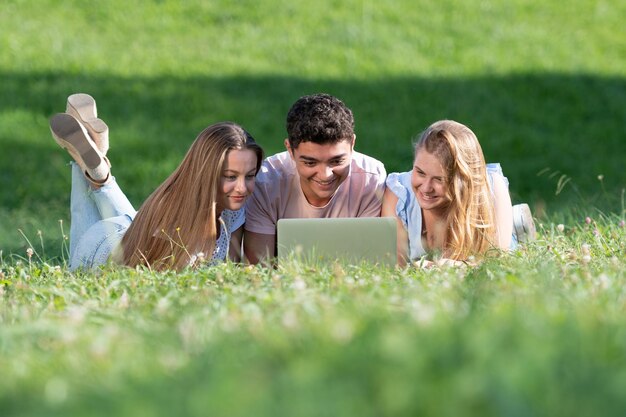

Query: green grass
1 0 626 415
2 217 626 416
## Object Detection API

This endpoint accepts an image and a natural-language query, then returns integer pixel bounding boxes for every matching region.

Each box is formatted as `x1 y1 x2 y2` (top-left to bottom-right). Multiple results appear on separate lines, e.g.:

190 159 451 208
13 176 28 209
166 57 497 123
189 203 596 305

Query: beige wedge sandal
50 113 111 186
66 93 109 155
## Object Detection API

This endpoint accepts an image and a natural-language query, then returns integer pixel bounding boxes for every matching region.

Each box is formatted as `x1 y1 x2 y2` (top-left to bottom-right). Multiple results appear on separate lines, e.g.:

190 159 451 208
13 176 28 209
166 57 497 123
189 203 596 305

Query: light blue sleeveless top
385 163 510 260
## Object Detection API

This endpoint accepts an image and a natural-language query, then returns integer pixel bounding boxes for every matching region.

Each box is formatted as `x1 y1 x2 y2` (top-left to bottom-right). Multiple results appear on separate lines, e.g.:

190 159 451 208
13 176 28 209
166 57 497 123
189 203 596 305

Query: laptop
276 217 397 266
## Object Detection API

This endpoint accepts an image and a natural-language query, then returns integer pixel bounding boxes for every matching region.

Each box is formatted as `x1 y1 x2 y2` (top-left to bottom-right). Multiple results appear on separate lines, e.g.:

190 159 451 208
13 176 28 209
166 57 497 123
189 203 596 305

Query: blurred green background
1 0 625 258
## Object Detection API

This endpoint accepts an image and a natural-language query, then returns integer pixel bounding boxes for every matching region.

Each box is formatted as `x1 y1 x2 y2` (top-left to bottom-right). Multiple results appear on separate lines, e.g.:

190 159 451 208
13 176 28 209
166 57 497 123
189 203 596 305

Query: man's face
286 138 354 207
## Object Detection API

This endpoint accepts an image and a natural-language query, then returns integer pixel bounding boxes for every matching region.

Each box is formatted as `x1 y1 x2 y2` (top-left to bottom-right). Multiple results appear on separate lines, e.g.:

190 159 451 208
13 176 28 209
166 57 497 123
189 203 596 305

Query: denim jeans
69 163 136 270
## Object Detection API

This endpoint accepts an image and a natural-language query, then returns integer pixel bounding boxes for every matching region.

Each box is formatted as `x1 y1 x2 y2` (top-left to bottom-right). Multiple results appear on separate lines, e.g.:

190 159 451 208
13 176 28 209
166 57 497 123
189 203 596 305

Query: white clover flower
331 319 354 344
291 278 307 291
411 300 435 326
597 274 611 289
59 327 77 344
281 310 298 330
90 336 110 358
557 224 565 233
178 316 197 349
118 291 130 309
66 306 87 326
581 243 591 255
156 297 170 315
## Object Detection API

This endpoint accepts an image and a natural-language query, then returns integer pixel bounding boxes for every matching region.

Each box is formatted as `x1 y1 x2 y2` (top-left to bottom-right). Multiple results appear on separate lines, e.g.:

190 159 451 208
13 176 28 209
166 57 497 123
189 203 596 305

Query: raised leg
68 162 137 267
69 162 103 260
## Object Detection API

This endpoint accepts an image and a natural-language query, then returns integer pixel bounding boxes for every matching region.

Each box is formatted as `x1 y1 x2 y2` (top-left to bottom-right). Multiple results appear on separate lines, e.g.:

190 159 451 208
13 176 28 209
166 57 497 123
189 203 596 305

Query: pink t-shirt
244 151 386 235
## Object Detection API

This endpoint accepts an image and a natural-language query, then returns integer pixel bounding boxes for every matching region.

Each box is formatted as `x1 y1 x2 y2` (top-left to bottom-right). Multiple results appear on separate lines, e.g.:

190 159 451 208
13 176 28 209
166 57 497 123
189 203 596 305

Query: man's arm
228 227 244 262
243 166 278 264
243 230 276 265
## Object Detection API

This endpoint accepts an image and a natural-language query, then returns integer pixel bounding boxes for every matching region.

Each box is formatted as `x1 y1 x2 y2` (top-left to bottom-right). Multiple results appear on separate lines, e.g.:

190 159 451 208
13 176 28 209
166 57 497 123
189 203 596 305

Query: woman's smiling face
216 148 258 213
411 149 449 213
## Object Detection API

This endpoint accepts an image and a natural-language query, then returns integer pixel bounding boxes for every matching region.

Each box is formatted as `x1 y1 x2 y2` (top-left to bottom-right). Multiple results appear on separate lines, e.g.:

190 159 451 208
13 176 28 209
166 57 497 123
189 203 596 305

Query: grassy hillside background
0 0 625 258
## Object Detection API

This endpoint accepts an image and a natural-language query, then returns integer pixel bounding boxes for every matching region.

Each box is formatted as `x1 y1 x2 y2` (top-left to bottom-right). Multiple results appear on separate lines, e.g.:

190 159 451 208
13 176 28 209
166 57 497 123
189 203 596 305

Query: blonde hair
415 120 496 260
120 122 263 270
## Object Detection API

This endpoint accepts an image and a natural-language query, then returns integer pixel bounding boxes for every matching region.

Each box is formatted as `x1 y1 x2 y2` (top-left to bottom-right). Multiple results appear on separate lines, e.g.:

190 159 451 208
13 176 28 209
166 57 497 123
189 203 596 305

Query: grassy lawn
1 0 626 415
2 218 625 416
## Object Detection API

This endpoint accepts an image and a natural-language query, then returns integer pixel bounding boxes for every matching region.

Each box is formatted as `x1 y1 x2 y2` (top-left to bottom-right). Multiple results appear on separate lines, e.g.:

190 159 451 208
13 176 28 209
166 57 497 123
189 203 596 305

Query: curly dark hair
286 93 355 149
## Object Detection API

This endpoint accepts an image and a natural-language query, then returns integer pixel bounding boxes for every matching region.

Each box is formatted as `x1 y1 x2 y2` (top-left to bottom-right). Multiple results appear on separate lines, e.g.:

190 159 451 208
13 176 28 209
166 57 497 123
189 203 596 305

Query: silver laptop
276 217 397 266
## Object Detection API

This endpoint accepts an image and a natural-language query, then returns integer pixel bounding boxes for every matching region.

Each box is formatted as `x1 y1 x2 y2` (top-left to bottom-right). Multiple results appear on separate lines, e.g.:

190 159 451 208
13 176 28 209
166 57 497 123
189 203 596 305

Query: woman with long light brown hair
50 94 263 271
382 120 535 266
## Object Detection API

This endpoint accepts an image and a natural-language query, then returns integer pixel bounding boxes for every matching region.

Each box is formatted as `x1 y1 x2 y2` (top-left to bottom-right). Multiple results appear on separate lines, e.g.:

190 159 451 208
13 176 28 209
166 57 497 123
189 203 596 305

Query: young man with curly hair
244 93 386 263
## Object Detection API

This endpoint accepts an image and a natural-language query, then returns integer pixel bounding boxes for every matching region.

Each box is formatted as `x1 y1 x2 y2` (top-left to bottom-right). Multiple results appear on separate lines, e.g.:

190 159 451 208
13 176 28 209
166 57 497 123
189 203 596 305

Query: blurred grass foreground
2 218 626 416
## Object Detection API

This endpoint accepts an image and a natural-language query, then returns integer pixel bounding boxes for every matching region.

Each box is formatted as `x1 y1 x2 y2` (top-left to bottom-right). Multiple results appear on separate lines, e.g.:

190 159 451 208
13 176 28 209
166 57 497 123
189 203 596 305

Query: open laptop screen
276 217 397 266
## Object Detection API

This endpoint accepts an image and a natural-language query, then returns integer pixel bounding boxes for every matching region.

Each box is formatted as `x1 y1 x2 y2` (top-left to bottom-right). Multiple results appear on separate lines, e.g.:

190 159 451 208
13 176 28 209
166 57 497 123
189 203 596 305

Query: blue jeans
69 163 136 270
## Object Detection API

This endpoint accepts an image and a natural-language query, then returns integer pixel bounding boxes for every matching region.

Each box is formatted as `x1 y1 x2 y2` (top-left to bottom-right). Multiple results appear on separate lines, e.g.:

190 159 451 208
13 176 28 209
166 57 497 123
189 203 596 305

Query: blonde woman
50 94 263 271
382 120 535 266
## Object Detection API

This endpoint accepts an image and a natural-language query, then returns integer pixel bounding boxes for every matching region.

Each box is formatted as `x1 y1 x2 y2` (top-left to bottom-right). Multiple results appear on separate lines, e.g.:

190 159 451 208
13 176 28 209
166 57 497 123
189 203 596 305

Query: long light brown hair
119 122 263 270
415 120 496 260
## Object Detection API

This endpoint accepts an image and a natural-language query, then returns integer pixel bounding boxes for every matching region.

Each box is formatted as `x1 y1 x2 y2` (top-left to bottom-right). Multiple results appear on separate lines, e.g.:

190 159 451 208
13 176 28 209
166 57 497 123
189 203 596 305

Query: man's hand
243 230 276 265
